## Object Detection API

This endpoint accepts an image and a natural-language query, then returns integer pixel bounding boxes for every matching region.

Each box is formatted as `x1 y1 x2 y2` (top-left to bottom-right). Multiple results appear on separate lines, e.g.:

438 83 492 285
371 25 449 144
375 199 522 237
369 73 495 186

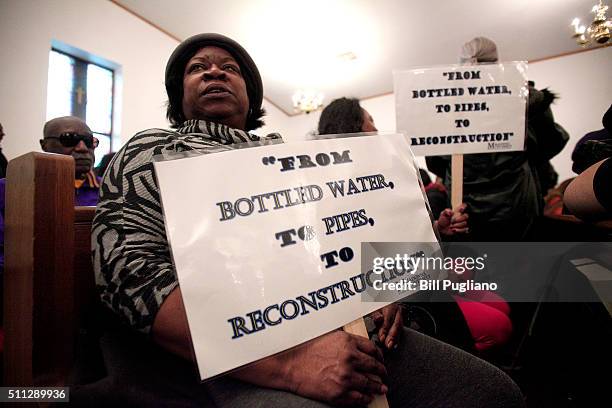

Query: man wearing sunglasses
40 116 99 186
40 116 100 199
0 116 100 273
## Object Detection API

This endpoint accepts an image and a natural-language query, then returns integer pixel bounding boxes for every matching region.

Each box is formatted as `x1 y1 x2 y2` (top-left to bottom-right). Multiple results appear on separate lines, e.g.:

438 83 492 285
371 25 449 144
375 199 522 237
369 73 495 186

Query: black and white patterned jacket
92 119 281 333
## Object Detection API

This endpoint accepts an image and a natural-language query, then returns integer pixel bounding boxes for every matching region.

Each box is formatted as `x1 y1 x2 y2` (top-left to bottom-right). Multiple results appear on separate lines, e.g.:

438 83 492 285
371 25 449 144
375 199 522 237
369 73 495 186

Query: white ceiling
115 0 603 115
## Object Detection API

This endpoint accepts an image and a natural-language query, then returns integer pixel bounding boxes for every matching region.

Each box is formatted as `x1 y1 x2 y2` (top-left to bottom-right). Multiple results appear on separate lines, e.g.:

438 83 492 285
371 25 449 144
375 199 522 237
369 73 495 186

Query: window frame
47 40 121 159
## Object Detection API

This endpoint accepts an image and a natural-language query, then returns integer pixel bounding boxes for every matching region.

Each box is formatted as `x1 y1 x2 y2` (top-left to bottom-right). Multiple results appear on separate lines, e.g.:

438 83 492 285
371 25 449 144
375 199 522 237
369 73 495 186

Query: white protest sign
394 62 528 156
154 134 439 380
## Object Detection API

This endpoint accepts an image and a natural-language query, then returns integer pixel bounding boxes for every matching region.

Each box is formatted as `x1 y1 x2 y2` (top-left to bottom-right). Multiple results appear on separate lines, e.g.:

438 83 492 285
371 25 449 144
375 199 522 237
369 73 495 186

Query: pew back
3 152 96 387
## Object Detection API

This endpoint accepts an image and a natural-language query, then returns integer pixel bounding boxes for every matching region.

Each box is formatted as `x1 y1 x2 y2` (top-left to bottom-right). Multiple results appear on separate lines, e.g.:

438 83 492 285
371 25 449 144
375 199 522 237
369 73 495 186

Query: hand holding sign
286 330 388 406
370 304 403 350
435 204 469 237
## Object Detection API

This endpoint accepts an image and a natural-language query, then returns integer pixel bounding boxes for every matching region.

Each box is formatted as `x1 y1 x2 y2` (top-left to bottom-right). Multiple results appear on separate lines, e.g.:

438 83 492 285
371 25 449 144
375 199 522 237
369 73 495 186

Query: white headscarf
459 37 499 63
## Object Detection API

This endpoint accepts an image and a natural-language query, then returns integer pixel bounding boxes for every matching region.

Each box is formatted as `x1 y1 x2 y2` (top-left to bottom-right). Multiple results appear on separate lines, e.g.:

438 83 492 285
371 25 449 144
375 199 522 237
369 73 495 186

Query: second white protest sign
394 62 528 156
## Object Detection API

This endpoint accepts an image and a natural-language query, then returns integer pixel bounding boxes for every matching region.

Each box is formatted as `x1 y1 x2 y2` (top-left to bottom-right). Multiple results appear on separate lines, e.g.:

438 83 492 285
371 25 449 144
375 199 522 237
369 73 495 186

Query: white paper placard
154 134 439 380
394 62 528 156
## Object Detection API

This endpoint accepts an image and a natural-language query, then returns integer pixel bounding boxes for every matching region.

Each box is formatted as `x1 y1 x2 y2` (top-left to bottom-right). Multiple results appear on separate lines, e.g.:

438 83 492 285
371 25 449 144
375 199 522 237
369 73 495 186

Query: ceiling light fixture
292 90 324 114
571 1 611 46
337 51 357 61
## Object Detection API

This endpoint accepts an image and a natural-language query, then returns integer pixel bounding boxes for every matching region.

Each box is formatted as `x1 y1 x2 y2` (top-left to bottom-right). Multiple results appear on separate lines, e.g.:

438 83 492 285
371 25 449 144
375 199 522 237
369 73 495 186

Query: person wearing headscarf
459 36 498 64
426 37 569 241
0 116 100 272
90 33 524 407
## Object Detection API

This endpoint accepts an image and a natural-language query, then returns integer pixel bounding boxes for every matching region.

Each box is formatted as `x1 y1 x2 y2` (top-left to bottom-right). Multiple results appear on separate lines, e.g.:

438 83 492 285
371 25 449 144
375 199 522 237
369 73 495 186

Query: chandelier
571 1 611 46
292 90 324 114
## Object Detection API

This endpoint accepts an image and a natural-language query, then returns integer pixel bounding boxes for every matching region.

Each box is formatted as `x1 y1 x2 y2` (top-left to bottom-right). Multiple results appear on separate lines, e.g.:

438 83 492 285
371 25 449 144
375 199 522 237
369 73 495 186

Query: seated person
543 106 610 218
39 116 101 204
571 104 611 174
0 116 100 270
564 158 612 221
90 33 524 407
565 105 612 221
0 115 99 358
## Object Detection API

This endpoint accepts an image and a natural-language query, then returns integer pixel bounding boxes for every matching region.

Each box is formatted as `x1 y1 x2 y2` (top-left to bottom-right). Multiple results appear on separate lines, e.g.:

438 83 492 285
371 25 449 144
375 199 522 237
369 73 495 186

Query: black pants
71 327 524 408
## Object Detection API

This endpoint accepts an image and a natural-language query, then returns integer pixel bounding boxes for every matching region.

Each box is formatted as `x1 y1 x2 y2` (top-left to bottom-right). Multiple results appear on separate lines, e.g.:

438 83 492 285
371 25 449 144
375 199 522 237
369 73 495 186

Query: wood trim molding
528 42 610 63
264 97 296 117
109 0 181 42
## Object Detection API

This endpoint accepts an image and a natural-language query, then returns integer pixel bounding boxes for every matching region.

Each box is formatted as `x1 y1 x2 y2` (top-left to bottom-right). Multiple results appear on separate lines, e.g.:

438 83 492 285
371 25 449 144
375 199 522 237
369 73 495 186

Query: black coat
426 86 569 241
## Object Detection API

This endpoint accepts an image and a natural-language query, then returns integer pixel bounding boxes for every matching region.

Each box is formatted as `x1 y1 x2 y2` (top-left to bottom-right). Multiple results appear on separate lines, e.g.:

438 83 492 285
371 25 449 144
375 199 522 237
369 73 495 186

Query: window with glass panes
46 49 114 165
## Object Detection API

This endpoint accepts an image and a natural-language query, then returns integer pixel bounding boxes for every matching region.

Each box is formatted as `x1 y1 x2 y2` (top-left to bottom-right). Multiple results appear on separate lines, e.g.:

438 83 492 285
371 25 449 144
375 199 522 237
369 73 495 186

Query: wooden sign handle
451 154 463 209
343 318 390 408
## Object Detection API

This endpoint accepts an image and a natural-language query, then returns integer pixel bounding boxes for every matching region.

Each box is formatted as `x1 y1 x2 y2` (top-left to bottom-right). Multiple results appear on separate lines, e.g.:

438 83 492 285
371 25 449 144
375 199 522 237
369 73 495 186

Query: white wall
256 100 292 140
263 109 322 144
269 47 612 182
0 0 177 161
1 0 609 181
528 47 611 181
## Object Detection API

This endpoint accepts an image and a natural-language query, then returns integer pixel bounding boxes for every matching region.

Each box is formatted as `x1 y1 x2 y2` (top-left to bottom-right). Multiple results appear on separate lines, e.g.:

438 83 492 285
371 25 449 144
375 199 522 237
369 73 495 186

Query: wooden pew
3 152 97 387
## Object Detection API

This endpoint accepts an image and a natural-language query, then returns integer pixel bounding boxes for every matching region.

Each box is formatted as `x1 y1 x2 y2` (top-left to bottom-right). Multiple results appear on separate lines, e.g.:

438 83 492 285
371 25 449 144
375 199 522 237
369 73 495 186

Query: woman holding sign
91 33 523 407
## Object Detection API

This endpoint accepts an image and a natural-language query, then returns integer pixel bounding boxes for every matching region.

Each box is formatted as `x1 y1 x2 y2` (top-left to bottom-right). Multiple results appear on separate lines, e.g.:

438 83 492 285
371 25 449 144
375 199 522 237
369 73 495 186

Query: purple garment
74 181 101 207
0 177 100 270
571 128 610 162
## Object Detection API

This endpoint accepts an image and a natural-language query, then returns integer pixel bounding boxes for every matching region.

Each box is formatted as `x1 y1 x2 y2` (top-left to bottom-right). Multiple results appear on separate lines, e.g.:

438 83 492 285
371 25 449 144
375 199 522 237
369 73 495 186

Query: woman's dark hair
317 97 363 135
165 66 265 131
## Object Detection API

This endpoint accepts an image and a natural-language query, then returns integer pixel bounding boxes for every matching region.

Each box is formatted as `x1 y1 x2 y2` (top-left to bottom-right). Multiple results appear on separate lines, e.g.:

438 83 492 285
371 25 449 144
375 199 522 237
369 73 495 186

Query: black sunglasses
46 132 99 148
